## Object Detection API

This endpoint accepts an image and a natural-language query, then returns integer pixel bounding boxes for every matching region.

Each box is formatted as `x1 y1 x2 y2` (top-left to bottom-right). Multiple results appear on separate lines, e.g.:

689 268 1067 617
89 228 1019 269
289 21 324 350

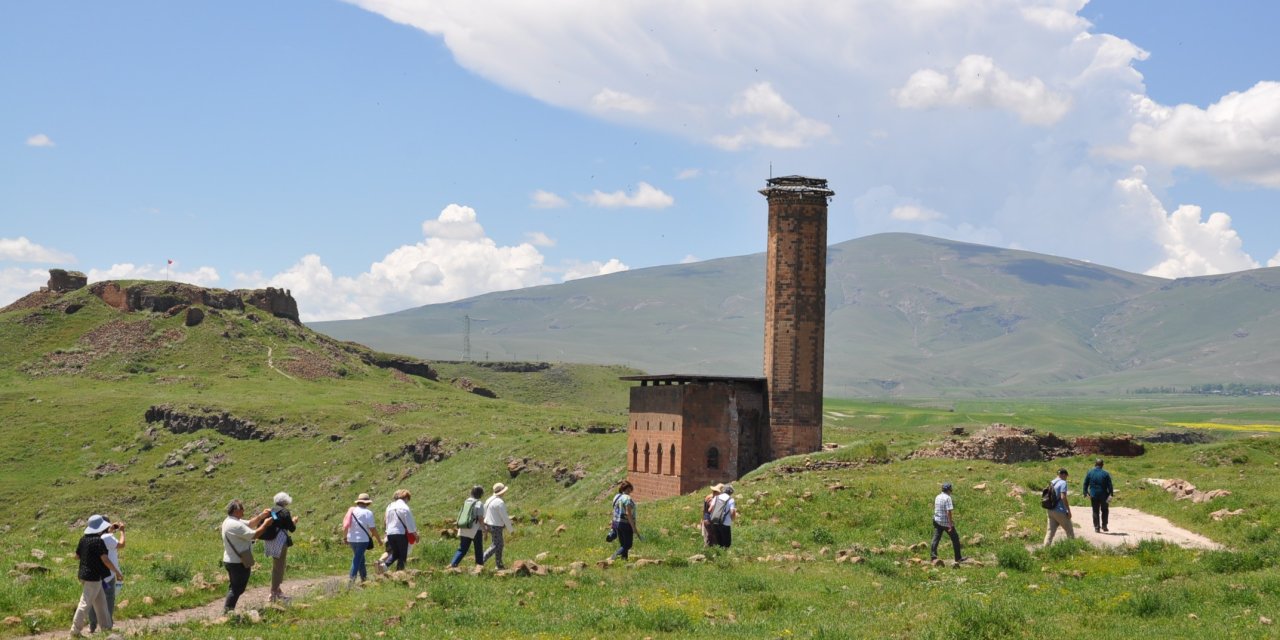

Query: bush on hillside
995 545 1034 572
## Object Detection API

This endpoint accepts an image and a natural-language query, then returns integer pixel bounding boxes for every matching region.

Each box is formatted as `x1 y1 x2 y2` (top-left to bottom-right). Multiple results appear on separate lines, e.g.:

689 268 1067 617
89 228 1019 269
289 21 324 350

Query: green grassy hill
3 280 1279 638
314 233 1280 397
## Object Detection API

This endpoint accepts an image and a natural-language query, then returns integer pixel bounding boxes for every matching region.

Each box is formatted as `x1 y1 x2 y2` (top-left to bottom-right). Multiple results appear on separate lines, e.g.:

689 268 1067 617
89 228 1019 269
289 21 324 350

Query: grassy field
2 285 1279 637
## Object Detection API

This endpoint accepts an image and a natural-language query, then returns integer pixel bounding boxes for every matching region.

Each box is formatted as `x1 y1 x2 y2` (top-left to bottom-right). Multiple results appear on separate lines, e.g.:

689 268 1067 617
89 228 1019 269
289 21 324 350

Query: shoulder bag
224 526 255 569
352 509 376 550
397 512 418 545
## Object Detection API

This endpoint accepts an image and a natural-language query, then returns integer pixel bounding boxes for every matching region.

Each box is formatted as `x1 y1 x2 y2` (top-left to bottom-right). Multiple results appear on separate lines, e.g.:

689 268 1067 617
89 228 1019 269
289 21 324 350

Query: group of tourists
930 458 1117 564
219 492 298 615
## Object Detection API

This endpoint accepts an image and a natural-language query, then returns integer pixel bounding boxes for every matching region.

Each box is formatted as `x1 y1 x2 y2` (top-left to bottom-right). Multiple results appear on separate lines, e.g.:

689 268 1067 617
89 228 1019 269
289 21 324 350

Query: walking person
261 492 298 602
449 486 486 568
700 484 722 547
87 518 125 634
380 489 417 572
609 481 639 560
343 493 380 585
929 483 968 565
1044 468 1076 546
69 514 124 637
1083 459 1114 533
221 499 272 614
481 483 514 570
707 485 737 548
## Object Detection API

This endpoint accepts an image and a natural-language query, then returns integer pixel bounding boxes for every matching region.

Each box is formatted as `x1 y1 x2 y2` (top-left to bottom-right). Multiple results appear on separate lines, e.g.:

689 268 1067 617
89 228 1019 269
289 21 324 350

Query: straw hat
84 514 110 535
492 482 509 497
710 483 725 493
354 493 372 505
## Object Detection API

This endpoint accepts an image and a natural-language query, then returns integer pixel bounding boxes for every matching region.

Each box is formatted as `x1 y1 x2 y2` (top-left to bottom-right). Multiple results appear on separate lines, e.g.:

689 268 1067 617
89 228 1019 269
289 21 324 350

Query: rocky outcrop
48 269 87 293
184 307 205 327
235 287 300 323
358 351 438 381
1074 435 1145 457
145 404 272 441
910 424 1141 463
452 377 497 398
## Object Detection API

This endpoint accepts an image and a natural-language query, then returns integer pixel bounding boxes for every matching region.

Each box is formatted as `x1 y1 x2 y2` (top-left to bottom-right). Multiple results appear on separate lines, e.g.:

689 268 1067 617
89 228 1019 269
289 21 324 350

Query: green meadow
2 286 1279 638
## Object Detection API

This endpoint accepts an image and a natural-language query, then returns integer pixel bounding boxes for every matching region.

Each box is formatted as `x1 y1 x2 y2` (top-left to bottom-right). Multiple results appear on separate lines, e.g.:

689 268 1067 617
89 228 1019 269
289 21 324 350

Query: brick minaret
760 176 832 458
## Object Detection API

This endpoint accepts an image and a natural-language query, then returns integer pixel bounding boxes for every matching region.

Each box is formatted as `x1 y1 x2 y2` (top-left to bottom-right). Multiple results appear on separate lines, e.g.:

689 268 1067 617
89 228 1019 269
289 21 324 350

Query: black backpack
1040 483 1059 510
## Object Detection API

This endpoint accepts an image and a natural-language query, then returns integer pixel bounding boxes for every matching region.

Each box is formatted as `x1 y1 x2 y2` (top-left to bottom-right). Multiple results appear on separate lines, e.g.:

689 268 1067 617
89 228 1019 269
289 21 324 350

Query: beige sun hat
710 483 725 493
492 483 509 497
354 493 372 505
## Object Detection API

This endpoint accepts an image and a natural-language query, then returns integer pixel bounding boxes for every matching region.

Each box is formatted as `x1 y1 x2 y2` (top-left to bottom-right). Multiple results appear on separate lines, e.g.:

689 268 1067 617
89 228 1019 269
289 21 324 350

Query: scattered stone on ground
1210 508 1244 521
1146 478 1232 503
451 377 497 398
548 425 624 435
1140 430 1215 444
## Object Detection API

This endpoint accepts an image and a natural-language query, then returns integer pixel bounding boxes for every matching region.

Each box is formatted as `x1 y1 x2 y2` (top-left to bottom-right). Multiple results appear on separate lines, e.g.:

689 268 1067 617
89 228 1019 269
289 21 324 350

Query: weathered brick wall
762 181 829 459
627 385 685 501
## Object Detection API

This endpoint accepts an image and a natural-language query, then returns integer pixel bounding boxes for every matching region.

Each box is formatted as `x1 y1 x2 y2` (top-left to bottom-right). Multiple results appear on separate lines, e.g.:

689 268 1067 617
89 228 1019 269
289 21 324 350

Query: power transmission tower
463 315 471 361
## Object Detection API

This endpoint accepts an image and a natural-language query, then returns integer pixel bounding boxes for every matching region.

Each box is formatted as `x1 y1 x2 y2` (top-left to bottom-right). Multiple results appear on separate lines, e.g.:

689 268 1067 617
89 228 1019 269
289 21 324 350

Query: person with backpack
449 486 486 568
1083 458 1114 533
1043 468 1076 545
930 482 968 565
380 489 416 572
707 484 737 548
609 481 638 561
261 491 298 603
343 493 380 585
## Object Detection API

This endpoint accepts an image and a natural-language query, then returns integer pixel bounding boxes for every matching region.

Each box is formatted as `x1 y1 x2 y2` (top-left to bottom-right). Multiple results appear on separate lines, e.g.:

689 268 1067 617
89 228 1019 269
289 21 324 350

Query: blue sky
3 1 1278 320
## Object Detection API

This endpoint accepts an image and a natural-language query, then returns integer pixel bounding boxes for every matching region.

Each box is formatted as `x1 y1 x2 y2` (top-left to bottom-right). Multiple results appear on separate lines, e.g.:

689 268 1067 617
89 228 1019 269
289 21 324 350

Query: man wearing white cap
70 514 123 636
481 483 514 570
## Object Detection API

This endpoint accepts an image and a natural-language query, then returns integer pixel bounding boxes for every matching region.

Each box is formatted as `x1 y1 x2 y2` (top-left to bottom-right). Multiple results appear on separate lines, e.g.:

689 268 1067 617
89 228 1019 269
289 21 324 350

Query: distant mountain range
312 233 1280 397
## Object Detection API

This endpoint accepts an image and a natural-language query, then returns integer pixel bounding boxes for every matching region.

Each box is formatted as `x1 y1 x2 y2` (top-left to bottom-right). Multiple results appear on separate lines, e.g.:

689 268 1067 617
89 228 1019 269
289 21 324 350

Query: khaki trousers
70 578 111 634
1044 510 1076 545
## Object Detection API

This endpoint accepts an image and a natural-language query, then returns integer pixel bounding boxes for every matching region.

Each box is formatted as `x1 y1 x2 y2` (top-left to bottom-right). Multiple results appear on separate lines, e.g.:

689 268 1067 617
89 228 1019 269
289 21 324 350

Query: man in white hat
481 483 514 570
70 514 123 636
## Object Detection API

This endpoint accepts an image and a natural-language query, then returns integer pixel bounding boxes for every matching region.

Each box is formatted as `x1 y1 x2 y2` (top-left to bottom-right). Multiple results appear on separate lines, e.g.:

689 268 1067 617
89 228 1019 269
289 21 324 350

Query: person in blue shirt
1044 468 1075 546
1083 459 1115 533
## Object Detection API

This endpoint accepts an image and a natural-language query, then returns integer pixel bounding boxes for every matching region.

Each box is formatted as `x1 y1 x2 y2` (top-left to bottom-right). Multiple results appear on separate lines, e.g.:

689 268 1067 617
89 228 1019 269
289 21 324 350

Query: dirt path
30 575 346 639
266 344 297 381
1058 504 1223 550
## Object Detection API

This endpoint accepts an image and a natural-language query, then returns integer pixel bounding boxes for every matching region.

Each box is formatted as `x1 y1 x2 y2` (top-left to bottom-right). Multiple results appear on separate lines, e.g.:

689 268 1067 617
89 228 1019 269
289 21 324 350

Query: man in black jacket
1083 459 1115 533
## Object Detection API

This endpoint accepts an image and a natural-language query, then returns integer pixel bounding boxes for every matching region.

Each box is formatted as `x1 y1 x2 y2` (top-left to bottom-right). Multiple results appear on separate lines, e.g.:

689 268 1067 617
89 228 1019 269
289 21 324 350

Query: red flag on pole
167 259 173 265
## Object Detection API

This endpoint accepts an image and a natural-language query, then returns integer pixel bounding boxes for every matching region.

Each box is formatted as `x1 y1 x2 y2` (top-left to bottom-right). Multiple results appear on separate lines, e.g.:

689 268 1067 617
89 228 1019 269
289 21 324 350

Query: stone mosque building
623 176 833 500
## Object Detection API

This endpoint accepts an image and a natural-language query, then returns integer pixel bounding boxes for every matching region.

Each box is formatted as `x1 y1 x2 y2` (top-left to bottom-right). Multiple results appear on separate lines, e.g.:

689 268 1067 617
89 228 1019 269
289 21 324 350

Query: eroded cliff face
85 280 300 324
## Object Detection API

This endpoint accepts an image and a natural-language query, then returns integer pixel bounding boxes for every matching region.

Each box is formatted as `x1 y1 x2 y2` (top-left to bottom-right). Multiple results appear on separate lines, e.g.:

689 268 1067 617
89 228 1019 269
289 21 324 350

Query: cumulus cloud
680 254 699 264
1104 81 1280 187
25 134 54 148
1269 251 1280 269
530 189 568 209
894 54 1072 125
524 231 556 247
0 267 51 306
578 182 674 209
562 258 629 281
1115 168 1263 277
711 82 831 150
0 237 75 263
889 204 944 222
590 88 655 114
88 262 222 286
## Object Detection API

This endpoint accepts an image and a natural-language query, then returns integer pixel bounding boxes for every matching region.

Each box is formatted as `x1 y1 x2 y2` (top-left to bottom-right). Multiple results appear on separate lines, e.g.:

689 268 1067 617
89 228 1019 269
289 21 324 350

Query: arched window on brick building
656 443 663 474
643 443 650 473
631 443 638 471
707 446 720 469
668 444 676 475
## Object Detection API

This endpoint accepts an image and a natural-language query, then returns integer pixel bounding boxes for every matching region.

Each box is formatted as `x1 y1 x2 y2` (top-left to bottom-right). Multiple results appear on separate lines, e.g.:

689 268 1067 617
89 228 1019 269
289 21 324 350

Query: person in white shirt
343 493 380 584
708 485 738 548
930 482 967 564
380 489 416 572
88 518 125 633
220 500 272 614
481 483 514 570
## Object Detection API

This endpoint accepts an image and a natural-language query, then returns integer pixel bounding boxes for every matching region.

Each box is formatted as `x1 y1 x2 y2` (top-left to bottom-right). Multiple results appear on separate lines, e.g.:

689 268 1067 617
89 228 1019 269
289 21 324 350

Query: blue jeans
349 541 369 580
611 521 634 559
450 530 484 567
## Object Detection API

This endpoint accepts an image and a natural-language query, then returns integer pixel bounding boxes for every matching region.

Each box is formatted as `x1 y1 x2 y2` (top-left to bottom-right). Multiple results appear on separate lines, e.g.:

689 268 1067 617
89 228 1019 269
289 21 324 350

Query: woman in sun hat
343 493 380 585
481 483 514 570
70 514 124 636
701 484 723 547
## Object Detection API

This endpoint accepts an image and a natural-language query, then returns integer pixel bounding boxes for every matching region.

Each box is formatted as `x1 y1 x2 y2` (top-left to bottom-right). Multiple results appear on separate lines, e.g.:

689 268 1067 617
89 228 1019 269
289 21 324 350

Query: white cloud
88 263 222 287
562 258 629 281
578 182 674 209
889 204 944 222
530 189 568 209
0 237 75 263
1115 168 1262 277
1104 81 1280 187
711 82 832 150
680 254 699 264
25 134 55 148
894 54 1072 125
590 88 654 114
1269 251 1280 269
676 168 701 180
524 231 556 247
0 267 50 307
